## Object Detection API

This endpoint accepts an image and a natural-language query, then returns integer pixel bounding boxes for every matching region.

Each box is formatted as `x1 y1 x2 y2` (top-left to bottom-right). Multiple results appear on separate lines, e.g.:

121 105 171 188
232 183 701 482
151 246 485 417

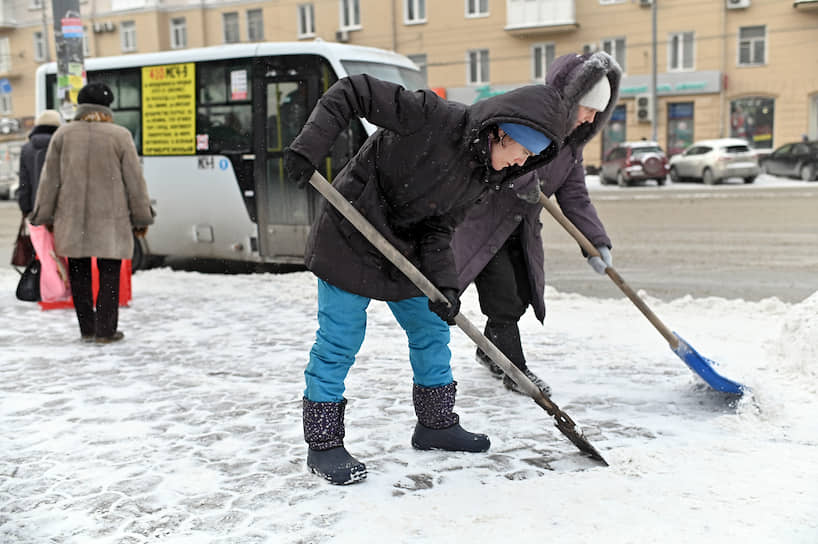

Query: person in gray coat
30 82 154 344
452 51 622 395
284 74 569 485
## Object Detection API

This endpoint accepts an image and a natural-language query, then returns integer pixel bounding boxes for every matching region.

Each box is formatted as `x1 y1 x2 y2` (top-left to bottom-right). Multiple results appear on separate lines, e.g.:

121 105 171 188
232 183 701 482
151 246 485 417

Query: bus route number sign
142 63 196 155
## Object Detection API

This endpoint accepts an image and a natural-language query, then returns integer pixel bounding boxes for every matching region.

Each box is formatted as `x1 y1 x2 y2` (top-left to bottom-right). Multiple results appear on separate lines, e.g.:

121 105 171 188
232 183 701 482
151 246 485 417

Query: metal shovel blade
672 333 745 395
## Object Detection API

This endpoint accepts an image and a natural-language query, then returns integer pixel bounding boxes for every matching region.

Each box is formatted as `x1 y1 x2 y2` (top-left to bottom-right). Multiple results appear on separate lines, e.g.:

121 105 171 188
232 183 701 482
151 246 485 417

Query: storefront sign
618 71 721 97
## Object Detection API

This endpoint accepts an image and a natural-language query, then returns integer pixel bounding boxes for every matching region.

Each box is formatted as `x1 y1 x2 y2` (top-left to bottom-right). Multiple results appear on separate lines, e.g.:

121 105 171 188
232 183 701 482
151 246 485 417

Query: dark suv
600 141 669 187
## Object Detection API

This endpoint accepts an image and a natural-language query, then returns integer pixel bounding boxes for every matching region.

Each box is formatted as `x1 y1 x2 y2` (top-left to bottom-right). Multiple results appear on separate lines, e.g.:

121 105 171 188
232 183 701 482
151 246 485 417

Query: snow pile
773 290 818 381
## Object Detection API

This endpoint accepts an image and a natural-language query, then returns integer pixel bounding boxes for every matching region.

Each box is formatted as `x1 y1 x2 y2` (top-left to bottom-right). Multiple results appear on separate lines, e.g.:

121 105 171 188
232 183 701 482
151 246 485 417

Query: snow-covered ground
1 265 816 543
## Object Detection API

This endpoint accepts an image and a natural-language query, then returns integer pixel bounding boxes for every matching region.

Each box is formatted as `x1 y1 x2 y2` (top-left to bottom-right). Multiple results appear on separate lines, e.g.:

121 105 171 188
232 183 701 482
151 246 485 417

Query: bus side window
197 62 253 154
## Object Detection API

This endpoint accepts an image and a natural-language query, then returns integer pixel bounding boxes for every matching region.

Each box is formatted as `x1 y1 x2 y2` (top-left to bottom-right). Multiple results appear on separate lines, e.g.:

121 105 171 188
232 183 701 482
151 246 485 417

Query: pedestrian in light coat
29 82 154 344
283 73 569 485
453 51 622 395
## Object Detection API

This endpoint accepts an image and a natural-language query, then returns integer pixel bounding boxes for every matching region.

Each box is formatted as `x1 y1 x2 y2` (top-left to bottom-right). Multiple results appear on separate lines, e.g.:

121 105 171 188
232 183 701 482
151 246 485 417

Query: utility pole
51 0 85 120
651 0 658 142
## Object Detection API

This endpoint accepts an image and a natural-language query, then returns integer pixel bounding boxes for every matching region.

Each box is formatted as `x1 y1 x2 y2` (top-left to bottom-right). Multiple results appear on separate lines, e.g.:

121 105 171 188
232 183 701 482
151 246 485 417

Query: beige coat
30 105 154 260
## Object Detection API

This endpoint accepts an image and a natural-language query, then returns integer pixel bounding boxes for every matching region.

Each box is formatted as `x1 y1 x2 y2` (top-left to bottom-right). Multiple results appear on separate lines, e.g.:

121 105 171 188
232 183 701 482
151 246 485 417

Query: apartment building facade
0 0 816 166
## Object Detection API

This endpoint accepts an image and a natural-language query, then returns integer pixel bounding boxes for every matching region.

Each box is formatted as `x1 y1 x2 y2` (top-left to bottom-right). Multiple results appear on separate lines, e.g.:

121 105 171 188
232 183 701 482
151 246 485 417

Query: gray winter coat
29 104 154 260
289 74 569 301
453 51 622 321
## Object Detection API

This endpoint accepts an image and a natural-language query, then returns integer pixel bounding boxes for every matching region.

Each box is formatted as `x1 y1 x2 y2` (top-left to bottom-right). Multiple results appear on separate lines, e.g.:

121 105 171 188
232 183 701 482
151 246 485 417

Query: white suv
668 138 759 185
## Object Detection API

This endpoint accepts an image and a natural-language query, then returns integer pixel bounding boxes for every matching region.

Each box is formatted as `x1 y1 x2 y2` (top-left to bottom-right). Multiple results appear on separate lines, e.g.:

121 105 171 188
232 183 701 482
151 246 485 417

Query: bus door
253 65 319 260
253 56 364 261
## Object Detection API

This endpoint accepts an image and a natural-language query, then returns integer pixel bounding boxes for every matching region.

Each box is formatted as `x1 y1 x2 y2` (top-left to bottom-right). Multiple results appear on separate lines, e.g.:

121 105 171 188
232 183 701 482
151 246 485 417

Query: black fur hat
77 82 114 107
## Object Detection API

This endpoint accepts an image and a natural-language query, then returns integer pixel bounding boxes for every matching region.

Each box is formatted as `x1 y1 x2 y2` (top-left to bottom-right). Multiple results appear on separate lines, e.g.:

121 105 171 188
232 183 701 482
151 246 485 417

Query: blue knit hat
498 123 552 154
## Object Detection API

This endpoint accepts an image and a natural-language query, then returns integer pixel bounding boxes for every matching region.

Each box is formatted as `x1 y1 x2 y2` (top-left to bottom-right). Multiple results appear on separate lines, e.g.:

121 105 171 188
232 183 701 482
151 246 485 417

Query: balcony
505 0 578 36
0 5 16 29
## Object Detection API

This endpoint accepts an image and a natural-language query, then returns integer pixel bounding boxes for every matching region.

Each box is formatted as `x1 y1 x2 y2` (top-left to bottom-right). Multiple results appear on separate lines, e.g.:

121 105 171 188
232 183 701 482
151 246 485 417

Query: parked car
0 117 20 134
600 141 669 187
668 138 759 185
758 140 818 181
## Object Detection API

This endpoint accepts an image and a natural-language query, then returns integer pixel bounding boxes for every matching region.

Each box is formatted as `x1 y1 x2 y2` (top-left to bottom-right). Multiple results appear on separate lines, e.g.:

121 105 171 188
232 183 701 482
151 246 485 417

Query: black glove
428 287 461 325
283 147 316 189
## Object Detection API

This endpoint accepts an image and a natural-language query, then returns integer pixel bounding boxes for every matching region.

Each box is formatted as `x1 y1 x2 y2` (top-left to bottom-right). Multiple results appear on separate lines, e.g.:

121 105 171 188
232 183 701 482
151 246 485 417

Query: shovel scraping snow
539 192 745 395
307 171 609 465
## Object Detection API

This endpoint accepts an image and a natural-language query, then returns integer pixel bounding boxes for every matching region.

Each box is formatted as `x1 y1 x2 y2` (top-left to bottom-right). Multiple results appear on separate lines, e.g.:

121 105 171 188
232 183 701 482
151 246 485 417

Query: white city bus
35 41 424 269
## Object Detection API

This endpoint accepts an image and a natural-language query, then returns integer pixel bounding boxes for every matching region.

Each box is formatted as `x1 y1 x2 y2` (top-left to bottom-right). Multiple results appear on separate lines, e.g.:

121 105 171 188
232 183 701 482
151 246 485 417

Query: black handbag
15 259 41 302
11 218 35 267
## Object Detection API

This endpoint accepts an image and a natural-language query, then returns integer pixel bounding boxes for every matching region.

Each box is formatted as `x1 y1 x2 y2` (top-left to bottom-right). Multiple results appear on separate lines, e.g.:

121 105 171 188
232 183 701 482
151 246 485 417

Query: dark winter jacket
289 74 569 301
17 124 58 216
452 51 621 321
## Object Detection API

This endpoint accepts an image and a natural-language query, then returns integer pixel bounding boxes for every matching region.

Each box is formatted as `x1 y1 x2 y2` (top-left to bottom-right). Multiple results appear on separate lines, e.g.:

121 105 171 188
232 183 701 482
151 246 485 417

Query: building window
667 102 694 157
30 0 44 8
34 31 47 62
466 0 488 17
247 9 264 42
223 12 240 44
467 49 489 85
0 37 11 73
730 96 774 149
602 37 626 72
120 21 136 52
299 4 315 36
531 42 554 83
738 25 766 66
0 94 11 115
340 0 360 29
170 17 187 49
405 0 426 24
668 31 694 71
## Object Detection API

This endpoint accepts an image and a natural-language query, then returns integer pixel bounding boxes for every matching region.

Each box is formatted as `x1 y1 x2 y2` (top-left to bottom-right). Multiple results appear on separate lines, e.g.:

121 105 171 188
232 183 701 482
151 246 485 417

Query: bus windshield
340 60 425 91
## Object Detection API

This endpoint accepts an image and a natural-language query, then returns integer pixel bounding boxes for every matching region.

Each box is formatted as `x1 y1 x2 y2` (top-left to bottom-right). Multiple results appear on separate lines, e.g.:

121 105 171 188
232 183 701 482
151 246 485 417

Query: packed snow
1 263 816 543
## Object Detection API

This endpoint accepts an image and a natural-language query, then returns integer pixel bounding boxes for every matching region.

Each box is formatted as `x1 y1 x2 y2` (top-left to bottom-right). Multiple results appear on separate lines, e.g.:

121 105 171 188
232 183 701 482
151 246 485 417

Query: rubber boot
411 382 490 453
484 321 552 396
303 398 367 485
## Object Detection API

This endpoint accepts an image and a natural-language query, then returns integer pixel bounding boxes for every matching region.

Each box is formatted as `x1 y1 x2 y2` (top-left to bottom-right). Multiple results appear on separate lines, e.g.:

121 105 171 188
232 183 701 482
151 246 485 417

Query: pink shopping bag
28 224 72 303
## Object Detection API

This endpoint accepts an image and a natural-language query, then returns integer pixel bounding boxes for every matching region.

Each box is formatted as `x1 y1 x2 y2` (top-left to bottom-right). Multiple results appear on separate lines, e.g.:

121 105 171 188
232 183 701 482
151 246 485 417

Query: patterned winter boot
411 382 490 453
303 398 367 485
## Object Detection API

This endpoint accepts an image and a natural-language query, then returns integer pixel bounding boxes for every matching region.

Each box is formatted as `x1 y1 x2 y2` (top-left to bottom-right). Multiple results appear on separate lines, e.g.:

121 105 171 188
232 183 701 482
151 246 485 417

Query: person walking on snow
452 51 622 395
17 109 62 219
284 73 569 485
29 82 154 344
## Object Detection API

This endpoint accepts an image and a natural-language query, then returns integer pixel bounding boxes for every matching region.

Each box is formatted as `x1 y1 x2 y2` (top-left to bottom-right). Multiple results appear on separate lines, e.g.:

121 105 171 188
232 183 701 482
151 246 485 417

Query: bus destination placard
142 63 195 155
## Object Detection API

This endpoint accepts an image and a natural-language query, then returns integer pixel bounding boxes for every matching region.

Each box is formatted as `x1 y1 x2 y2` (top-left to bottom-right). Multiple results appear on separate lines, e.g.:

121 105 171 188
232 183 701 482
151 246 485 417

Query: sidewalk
1 267 816 543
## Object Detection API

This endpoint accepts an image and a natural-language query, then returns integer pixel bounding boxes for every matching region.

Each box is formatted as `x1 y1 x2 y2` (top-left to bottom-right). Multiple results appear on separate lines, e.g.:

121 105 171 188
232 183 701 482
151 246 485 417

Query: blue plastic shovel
540 192 745 395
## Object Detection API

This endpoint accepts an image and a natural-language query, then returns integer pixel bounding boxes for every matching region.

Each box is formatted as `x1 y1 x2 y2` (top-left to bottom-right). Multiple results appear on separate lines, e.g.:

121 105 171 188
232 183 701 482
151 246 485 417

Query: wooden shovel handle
539 192 679 349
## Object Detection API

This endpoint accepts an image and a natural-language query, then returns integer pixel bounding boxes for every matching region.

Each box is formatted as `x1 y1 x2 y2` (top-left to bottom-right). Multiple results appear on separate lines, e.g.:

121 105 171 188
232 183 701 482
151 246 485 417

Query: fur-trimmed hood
547 51 622 149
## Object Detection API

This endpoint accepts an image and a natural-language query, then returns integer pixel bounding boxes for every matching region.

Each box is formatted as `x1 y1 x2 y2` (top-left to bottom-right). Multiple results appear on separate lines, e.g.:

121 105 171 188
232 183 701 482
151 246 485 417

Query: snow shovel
307 172 608 466
539 192 745 395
